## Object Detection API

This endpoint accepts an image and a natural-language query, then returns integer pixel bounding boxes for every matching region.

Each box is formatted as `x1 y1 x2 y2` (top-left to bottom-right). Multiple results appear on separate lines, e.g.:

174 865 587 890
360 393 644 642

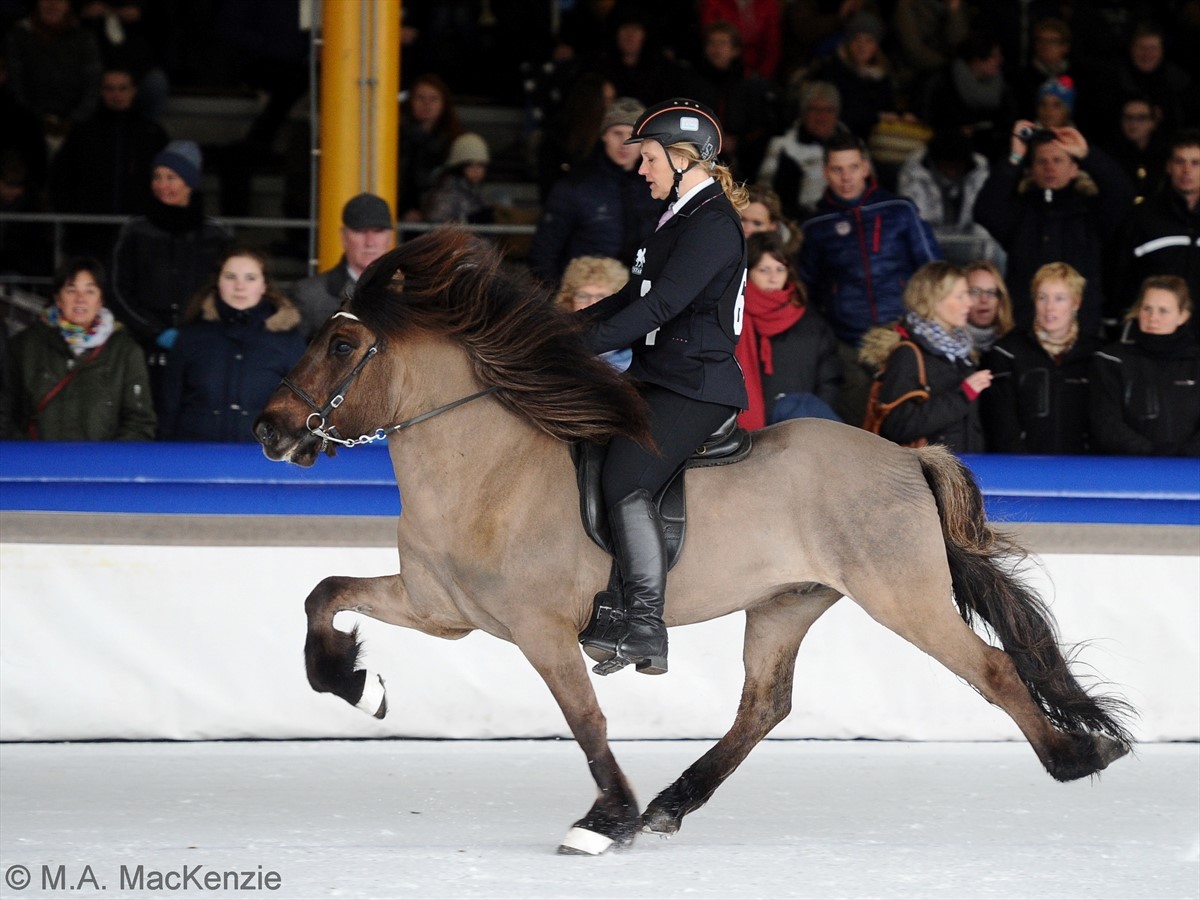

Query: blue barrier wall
1 443 1198 525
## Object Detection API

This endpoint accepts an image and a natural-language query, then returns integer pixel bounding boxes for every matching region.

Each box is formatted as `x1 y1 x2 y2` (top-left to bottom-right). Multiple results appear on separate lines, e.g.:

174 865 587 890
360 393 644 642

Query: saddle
572 413 752 645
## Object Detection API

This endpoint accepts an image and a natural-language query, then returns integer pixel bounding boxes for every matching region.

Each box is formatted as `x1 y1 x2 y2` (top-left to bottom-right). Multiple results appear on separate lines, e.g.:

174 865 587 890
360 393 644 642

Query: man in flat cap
291 193 396 339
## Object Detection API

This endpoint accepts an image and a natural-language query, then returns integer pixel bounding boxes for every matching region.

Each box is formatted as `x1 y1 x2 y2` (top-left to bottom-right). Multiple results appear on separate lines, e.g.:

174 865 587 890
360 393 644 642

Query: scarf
44 306 114 356
951 57 1004 110
736 282 807 430
966 322 999 353
1034 319 1078 362
904 310 974 361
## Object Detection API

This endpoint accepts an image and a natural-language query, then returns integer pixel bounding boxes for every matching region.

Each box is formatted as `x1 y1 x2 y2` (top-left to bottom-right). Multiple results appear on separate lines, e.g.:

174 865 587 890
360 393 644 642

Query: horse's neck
385 340 571 539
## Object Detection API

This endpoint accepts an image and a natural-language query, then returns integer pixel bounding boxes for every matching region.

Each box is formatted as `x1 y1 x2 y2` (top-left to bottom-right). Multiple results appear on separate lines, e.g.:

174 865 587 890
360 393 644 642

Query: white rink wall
2 539 1196 742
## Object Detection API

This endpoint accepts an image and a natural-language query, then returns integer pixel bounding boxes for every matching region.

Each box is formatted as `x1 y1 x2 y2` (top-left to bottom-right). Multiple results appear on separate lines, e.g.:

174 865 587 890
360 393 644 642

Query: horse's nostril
254 418 276 445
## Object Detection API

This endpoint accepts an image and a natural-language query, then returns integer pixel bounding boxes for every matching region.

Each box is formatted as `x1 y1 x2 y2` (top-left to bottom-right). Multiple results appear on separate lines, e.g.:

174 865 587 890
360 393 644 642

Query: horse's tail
915 445 1135 747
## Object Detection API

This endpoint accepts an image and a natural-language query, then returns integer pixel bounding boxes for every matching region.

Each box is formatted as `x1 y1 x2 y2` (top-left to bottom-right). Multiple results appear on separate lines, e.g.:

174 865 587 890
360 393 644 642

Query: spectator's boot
591 489 668 676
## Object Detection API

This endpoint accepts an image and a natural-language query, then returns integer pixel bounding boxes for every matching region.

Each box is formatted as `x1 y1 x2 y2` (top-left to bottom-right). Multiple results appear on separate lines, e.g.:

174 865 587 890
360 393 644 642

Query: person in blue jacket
576 98 749 677
159 246 305 442
797 130 941 425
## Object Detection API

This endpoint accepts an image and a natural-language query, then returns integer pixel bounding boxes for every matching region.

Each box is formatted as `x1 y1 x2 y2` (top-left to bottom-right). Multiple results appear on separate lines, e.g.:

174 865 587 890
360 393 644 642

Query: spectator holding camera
974 120 1135 337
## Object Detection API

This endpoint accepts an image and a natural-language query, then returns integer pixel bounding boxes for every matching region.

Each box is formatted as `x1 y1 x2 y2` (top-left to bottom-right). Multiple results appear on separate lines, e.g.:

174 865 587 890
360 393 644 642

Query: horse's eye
331 339 354 357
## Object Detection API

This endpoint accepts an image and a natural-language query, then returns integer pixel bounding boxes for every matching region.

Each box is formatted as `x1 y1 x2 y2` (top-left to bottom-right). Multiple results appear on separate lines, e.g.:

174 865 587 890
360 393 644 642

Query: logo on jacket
835 220 851 237
632 247 647 275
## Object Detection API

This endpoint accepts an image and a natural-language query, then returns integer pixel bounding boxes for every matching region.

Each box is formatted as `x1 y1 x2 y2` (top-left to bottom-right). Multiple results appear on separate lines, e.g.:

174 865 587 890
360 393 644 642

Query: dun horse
254 228 1133 855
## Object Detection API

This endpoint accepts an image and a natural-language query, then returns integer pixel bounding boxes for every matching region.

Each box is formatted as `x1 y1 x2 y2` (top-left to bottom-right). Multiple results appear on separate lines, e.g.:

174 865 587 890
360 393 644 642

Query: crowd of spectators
1 0 1197 455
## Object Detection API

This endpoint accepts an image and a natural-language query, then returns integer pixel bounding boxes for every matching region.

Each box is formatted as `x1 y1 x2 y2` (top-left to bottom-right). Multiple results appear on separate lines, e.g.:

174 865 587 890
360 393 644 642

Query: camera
1015 124 1053 144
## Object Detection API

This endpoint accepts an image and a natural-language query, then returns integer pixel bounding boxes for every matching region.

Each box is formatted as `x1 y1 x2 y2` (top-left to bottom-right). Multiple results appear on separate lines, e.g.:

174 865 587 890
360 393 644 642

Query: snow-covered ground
2 740 1196 899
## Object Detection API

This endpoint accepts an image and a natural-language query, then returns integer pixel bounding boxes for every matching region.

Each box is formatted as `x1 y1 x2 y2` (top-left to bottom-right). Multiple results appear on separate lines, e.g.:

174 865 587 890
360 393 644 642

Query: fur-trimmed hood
194 291 302 333
858 322 905 370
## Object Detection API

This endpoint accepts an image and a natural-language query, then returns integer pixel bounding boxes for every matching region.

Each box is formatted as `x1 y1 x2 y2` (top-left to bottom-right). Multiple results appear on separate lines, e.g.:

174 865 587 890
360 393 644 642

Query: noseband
281 311 499 450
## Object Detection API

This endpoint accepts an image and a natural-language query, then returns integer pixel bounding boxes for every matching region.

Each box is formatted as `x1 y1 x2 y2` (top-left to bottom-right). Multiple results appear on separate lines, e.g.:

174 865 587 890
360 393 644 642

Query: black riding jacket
581 180 749 410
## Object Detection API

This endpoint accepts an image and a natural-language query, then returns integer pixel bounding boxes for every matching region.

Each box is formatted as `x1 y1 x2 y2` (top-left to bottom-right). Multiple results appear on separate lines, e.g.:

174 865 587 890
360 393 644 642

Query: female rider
577 98 749 676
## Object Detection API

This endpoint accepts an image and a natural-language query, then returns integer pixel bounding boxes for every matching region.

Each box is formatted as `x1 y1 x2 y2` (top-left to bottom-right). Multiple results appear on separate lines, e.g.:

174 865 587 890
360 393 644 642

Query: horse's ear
355 248 406 303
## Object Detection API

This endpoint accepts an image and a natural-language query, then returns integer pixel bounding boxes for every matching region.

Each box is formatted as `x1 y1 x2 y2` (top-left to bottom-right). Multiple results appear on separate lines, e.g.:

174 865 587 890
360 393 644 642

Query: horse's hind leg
641 588 841 836
304 574 403 718
854 571 1097 779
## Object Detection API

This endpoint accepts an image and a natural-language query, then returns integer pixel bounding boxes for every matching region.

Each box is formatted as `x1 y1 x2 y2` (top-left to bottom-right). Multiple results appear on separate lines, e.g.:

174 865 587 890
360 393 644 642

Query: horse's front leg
516 623 641 855
303 573 408 718
641 589 840 836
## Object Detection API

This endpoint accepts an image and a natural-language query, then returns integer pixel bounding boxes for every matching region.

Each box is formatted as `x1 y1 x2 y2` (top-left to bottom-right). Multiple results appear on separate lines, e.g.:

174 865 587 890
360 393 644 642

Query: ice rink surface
1 739 1197 900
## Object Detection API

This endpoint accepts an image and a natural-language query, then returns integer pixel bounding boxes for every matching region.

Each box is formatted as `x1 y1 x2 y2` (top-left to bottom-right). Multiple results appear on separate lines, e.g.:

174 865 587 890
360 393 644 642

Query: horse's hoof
354 670 387 718
557 826 615 856
1095 734 1132 769
640 807 680 836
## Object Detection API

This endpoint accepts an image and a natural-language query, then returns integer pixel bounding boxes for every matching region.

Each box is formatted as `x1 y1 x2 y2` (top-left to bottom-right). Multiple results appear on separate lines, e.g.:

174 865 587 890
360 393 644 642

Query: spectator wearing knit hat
109 138 230 419
1036 75 1075 129
422 132 495 224
529 96 666 283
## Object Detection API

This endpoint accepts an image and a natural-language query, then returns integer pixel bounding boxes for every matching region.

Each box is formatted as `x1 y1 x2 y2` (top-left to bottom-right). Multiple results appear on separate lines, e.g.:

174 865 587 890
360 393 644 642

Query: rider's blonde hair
667 143 749 212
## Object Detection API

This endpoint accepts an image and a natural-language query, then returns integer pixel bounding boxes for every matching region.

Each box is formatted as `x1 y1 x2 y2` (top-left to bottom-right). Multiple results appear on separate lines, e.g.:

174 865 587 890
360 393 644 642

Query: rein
281 311 500 450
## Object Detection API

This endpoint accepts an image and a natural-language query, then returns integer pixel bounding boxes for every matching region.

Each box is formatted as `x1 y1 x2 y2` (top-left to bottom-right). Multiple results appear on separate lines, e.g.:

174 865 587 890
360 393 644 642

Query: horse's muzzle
254 412 322 466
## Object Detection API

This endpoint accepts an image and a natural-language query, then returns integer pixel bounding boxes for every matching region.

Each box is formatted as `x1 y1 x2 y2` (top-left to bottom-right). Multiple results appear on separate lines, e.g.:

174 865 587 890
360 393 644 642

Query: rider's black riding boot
593 488 668 676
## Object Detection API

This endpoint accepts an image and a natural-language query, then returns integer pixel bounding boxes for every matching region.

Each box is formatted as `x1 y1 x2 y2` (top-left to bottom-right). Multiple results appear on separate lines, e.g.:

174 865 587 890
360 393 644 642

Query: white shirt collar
672 176 716 214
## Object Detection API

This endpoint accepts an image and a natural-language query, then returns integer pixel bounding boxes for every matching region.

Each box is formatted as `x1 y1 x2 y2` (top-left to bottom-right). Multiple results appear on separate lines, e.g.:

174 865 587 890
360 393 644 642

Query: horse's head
254 311 390 466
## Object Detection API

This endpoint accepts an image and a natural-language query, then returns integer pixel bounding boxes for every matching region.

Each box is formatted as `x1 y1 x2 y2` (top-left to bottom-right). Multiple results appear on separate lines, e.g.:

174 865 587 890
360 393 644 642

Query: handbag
862 340 930 448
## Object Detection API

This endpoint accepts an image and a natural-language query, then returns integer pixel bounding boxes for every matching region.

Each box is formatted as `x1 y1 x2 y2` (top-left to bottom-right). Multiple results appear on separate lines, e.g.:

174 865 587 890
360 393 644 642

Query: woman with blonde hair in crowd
982 262 1101 454
859 259 990 452
1090 275 1199 456
556 255 630 371
962 259 1014 354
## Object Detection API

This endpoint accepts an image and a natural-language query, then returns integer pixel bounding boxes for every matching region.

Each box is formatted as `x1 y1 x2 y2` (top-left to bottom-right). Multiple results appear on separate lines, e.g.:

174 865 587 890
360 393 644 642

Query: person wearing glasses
962 260 1014 354
555 255 631 371
981 262 1101 454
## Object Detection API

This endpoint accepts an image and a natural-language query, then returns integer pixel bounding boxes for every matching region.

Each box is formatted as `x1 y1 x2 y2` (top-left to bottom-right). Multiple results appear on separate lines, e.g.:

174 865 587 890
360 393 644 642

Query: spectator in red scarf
736 231 842 429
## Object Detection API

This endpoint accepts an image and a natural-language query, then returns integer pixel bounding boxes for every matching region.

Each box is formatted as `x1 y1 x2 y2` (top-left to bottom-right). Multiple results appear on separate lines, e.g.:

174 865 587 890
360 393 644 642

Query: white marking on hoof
355 670 386 717
557 827 614 856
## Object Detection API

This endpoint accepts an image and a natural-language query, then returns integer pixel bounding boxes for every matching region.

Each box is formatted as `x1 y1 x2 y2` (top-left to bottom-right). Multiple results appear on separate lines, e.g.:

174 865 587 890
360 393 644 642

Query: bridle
281 311 500 451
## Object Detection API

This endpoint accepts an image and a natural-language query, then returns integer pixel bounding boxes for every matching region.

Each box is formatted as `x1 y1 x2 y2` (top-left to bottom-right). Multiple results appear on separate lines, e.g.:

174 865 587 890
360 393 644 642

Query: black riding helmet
624 98 724 200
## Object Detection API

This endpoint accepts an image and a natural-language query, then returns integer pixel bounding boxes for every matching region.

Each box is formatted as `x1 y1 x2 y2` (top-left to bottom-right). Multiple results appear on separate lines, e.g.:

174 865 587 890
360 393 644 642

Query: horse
254 228 1134 856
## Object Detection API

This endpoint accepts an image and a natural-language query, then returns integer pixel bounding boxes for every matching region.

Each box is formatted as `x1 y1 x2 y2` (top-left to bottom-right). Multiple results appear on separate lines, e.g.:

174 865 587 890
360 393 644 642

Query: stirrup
590 647 668 677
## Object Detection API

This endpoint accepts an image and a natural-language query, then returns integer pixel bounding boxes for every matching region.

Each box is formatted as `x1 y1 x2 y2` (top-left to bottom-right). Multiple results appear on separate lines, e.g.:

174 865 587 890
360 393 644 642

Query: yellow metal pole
318 0 401 270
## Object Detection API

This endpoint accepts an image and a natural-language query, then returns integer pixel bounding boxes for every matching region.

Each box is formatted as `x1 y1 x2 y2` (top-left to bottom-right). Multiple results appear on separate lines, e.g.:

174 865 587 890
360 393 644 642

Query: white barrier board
1 543 1196 741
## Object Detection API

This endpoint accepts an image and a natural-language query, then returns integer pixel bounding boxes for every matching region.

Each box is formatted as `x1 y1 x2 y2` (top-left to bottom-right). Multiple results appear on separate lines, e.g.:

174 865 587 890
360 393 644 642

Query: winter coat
860 324 985 452
974 149 1135 334
10 318 155 441
110 197 232 348
757 122 833 223
897 147 990 230
982 328 1102 454
759 307 843 414
159 293 306 442
423 172 492 225
529 147 665 284
50 106 168 216
4 14 101 124
1112 187 1200 323
291 258 354 340
806 49 898 141
579 180 749 410
797 181 941 346
1090 327 1200 457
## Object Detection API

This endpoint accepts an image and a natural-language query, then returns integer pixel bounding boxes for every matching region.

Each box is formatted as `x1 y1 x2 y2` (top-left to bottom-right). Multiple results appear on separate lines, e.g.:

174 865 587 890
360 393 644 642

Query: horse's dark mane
350 227 650 444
